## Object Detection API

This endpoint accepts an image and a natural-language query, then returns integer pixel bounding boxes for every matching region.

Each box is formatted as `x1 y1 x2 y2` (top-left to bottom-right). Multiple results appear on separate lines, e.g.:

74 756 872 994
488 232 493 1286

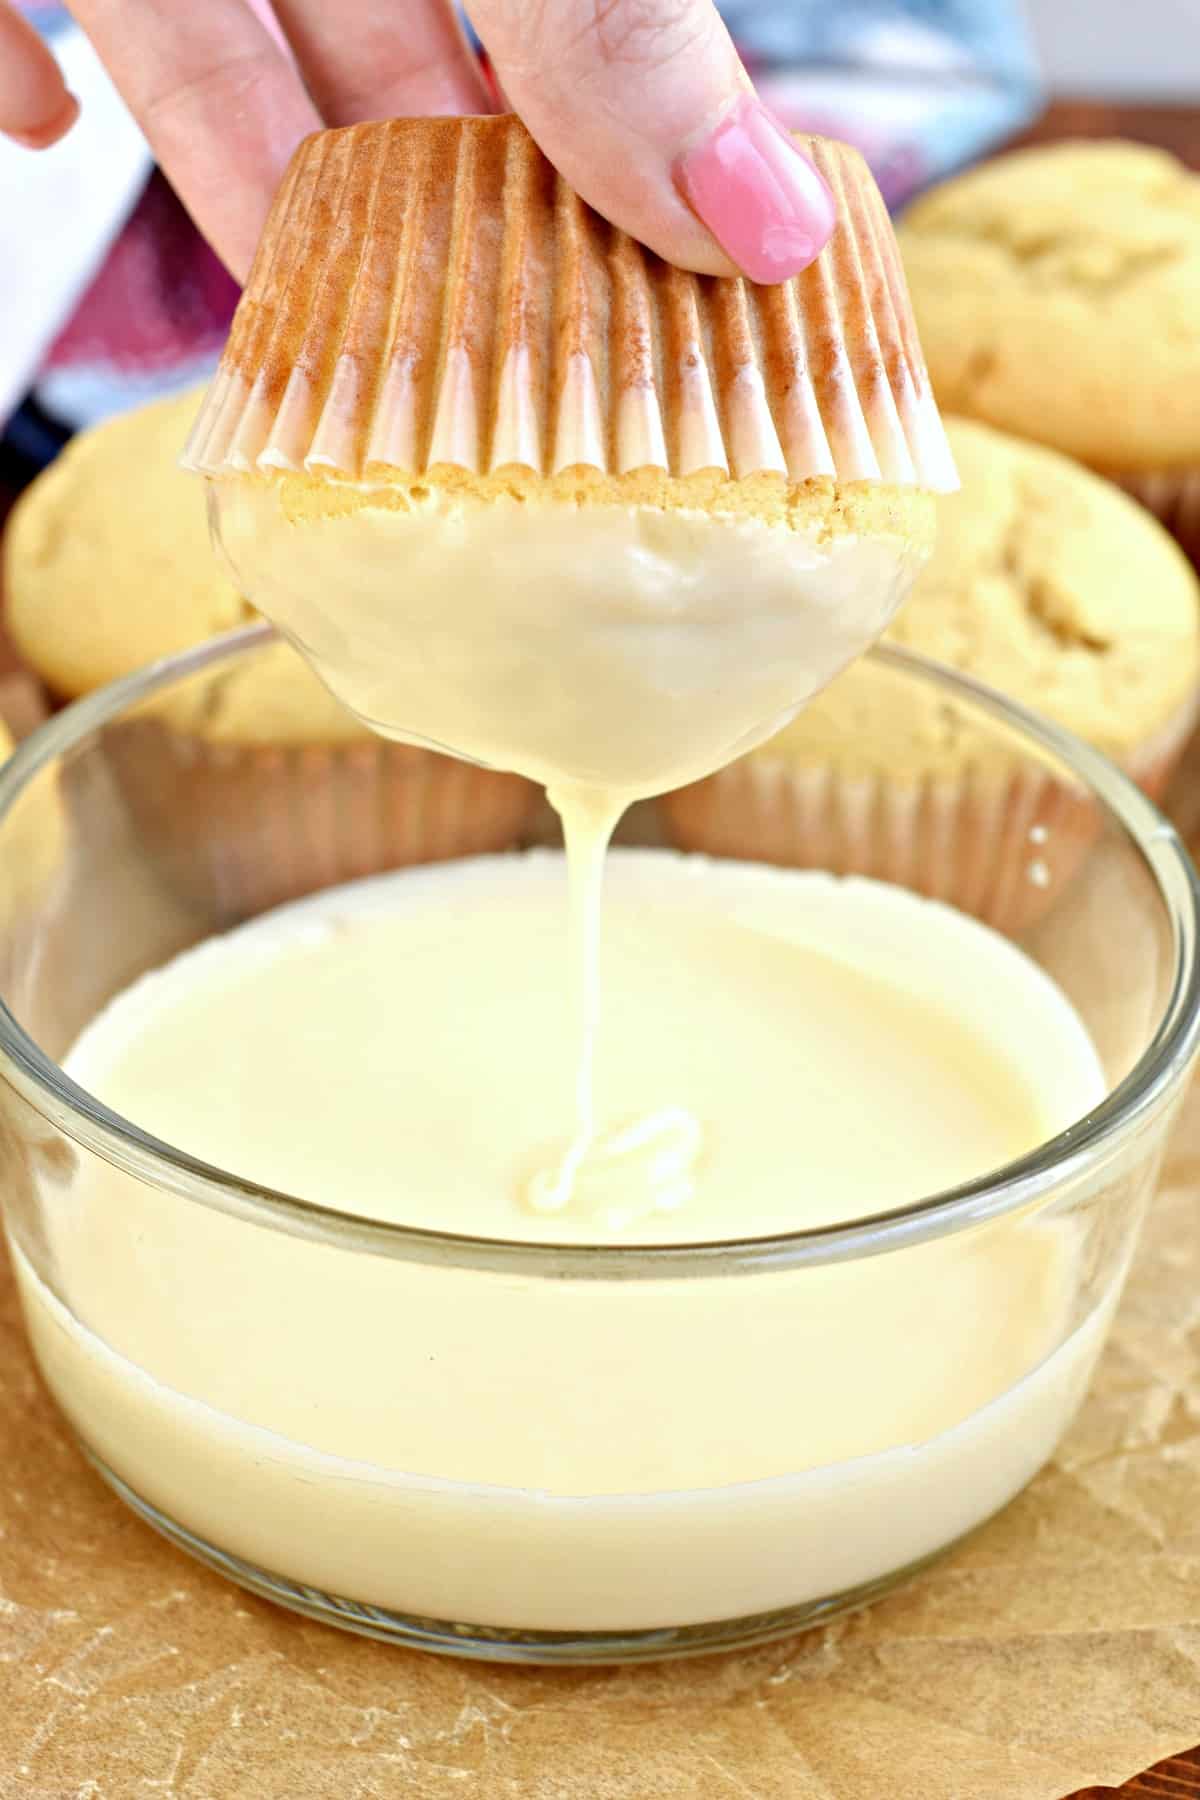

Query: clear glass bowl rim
0 623 1196 1281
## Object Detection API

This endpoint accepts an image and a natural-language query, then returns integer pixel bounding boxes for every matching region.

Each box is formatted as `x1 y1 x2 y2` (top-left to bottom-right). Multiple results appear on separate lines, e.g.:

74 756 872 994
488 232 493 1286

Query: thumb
472 0 836 282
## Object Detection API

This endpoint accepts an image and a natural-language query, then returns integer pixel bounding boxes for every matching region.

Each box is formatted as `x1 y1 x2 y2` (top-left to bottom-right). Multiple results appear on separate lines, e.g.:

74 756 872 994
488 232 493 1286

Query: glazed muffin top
4 389 368 746
178 115 960 799
899 141 1200 472
757 417 1200 780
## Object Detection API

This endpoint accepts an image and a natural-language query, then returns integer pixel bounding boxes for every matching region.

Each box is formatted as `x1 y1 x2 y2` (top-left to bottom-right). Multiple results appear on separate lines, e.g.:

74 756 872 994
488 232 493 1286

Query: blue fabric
719 0 1039 87
717 0 1042 202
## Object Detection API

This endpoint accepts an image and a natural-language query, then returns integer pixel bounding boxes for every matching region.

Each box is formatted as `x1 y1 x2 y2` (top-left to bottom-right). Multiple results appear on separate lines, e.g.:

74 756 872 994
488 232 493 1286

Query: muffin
661 418 1200 928
4 388 540 915
899 141 1200 562
184 115 955 810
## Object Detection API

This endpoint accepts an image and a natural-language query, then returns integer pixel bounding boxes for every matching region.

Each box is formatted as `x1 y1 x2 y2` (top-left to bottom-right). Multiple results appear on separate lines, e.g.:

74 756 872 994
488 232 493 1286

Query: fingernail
675 94 836 284
9 92 80 150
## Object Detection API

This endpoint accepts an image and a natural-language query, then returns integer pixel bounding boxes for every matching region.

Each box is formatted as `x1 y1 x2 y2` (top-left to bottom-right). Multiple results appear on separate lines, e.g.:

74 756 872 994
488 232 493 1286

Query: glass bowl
0 627 1196 1665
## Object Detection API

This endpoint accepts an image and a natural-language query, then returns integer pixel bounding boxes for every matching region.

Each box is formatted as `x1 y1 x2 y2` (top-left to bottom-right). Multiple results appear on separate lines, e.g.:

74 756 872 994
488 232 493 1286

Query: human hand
1 0 836 286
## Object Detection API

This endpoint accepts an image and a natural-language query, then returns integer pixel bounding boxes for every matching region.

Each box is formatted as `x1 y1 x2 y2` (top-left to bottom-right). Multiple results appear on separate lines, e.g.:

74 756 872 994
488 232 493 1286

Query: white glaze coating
213 486 927 795
12 855 1111 1630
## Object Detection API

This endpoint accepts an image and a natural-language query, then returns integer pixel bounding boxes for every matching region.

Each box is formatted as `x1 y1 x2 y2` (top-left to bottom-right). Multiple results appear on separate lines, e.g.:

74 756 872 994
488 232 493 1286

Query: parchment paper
2 788 1200 1797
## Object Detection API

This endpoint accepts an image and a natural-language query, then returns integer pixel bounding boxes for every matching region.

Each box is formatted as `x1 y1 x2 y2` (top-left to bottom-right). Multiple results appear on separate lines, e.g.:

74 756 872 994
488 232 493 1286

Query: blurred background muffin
899 141 1200 562
3 388 539 917
661 417 1200 927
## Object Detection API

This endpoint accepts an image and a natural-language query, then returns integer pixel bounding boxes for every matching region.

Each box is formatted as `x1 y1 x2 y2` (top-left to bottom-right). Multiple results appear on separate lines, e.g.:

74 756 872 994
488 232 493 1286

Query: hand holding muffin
0 0 836 288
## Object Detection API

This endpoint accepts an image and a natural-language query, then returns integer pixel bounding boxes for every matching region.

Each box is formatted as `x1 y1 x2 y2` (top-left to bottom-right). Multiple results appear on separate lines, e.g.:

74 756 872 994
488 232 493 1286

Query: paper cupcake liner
1113 469 1200 567
102 723 539 922
659 697 1197 936
183 117 956 494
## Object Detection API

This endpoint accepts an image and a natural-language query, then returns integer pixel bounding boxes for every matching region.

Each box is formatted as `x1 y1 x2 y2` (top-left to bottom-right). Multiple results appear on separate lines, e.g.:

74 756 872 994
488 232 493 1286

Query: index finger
67 0 321 280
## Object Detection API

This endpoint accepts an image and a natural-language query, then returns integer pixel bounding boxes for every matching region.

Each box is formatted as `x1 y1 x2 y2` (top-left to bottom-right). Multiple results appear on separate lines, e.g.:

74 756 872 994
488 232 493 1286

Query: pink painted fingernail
676 94 836 284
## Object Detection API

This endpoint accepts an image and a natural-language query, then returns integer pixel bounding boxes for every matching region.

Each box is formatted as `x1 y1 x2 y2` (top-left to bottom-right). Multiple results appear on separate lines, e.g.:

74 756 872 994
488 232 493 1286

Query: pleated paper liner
659 693 1198 937
1113 469 1200 569
100 722 539 925
183 115 956 496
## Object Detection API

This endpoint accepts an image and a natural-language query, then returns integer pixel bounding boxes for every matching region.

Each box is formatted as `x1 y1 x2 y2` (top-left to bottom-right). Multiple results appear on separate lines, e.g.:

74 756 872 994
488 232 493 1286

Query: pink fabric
44 172 238 381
